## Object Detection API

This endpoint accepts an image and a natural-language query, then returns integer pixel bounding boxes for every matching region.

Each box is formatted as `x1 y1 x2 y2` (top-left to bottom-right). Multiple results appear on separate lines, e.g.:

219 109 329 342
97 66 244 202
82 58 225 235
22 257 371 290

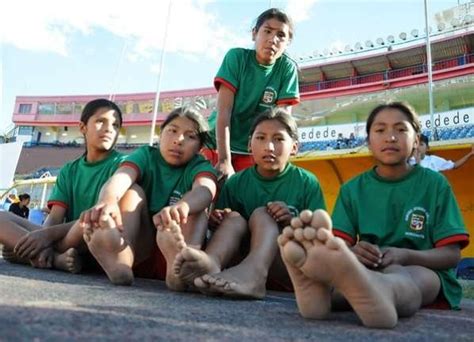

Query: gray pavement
1 259 474 341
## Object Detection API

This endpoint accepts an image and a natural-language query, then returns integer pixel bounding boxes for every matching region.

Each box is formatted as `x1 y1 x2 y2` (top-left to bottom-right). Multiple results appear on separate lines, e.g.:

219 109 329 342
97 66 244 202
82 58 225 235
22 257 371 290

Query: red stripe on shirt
333 229 356 245
435 234 470 249
120 161 141 181
214 77 237 93
276 97 300 106
47 201 68 210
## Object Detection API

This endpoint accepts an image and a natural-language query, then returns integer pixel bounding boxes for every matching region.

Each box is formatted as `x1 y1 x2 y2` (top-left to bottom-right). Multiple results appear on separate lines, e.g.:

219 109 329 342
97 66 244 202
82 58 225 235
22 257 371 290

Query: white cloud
285 0 319 23
150 64 161 75
0 0 247 61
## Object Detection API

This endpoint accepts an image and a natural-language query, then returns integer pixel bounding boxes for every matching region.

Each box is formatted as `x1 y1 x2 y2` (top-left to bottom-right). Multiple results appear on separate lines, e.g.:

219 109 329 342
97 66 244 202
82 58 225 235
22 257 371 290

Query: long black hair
366 102 421 137
81 99 123 156
161 106 210 149
253 8 294 40
81 99 123 127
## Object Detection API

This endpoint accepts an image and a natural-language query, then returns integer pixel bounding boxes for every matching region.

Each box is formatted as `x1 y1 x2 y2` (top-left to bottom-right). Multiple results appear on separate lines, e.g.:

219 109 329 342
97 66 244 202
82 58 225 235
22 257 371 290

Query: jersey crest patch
409 213 425 231
261 87 277 105
405 207 429 232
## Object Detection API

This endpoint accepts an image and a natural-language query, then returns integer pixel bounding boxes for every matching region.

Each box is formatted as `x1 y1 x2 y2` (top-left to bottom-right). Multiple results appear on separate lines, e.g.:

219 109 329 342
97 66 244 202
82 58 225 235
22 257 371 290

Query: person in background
413 134 474 172
9 194 30 219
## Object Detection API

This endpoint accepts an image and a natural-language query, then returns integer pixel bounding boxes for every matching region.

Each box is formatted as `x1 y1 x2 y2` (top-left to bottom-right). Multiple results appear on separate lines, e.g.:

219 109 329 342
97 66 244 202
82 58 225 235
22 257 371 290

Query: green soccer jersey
216 163 326 221
332 165 469 309
122 145 217 215
208 48 300 153
48 150 126 222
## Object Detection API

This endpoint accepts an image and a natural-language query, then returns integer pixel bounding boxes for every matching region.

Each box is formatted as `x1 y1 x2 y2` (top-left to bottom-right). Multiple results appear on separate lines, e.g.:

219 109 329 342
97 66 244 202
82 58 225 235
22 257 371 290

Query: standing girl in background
79 107 217 289
203 8 299 178
0 99 125 273
174 108 325 299
278 102 469 328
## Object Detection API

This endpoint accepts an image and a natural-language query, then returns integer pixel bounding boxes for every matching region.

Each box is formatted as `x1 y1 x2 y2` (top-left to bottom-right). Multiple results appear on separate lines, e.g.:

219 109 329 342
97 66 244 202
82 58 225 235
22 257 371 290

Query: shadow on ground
1 259 473 341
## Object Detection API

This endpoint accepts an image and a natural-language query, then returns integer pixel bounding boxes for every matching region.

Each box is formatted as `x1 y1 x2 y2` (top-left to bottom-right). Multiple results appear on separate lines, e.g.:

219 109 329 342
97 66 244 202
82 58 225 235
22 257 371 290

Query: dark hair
249 107 298 141
366 102 421 137
81 99 123 127
419 133 429 146
253 8 294 40
19 193 30 201
161 106 210 148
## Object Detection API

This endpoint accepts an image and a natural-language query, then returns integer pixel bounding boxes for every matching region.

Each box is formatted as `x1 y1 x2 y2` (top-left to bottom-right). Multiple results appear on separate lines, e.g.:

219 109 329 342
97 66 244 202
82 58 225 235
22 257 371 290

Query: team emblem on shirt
261 87 277 105
409 213 425 231
405 207 429 232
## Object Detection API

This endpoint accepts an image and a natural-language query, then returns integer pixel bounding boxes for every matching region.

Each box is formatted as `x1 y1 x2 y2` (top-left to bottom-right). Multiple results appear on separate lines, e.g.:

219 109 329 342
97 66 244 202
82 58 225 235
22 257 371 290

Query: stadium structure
5 3 474 257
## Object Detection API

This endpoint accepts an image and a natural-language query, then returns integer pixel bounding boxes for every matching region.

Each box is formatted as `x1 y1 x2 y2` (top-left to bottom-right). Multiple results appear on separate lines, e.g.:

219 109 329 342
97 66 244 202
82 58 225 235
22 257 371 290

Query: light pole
424 0 436 140
149 0 173 146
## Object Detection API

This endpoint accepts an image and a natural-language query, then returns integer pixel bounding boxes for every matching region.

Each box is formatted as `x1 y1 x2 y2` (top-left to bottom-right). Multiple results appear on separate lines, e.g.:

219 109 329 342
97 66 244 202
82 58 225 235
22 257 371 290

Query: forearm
453 152 474 169
179 186 213 214
54 221 83 253
43 214 64 227
216 109 232 163
41 223 74 243
98 172 133 204
402 245 461 269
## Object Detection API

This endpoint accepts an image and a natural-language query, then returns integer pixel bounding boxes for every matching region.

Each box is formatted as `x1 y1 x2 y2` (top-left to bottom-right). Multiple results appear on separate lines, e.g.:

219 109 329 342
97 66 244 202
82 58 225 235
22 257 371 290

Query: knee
249 207 278 232
249 207 271 224
0 211 13 223
222 211 247 234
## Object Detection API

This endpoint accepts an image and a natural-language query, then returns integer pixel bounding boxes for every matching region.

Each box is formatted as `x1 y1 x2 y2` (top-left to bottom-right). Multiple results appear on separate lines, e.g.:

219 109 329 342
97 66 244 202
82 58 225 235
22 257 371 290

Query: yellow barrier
292 141 474 257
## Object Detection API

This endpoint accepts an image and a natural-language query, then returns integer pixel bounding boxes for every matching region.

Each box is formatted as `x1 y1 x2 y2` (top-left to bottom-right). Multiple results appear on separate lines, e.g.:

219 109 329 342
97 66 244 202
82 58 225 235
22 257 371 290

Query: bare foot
1 247 28 265
277 209 332 319
156 220 187 291
173 247 220 286
83 215 134 285
53 248 82 274
289 210 398 328
199 261 267 299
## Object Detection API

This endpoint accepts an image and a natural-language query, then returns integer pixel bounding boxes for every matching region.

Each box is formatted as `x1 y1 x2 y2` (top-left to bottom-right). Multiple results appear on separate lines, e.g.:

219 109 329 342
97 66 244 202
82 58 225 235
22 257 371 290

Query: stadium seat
456 258 474 280
29 209 46 225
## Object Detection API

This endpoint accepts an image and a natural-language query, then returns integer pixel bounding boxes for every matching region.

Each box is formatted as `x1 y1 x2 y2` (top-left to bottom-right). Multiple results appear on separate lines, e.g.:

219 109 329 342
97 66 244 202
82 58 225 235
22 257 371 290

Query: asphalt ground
1 258 474 341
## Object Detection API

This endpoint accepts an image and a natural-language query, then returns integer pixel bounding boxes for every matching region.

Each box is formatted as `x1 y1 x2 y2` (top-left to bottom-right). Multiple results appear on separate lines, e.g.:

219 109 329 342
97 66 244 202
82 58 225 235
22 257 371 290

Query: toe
282 226 294 238
283 240 307 267
303 227 317 240
277 234 287 246
293 228 304 241
311 209 332 231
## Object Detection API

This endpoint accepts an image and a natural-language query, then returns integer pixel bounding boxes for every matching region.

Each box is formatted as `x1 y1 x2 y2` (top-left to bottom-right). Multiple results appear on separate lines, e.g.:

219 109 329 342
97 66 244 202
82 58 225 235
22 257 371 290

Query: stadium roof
300 31 474 83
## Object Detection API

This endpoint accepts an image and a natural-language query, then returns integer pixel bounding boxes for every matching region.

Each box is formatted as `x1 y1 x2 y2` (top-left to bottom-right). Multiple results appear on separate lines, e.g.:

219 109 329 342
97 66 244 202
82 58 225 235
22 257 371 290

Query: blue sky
0 0 464 133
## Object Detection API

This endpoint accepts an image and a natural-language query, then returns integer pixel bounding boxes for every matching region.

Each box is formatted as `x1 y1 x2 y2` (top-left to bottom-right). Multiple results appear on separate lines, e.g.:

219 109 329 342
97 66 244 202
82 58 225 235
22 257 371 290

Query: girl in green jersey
0 99 124 273
78 107 217 288
173 108 325 298
278 102 469 328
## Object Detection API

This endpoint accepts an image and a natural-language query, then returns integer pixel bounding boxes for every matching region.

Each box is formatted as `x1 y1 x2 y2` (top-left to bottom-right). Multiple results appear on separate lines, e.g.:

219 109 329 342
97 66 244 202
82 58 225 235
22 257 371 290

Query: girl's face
80 108 120 152
368 108 418 167
159 116 202 166
20 198 30 207
250 119 297 178
253 18 290 65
